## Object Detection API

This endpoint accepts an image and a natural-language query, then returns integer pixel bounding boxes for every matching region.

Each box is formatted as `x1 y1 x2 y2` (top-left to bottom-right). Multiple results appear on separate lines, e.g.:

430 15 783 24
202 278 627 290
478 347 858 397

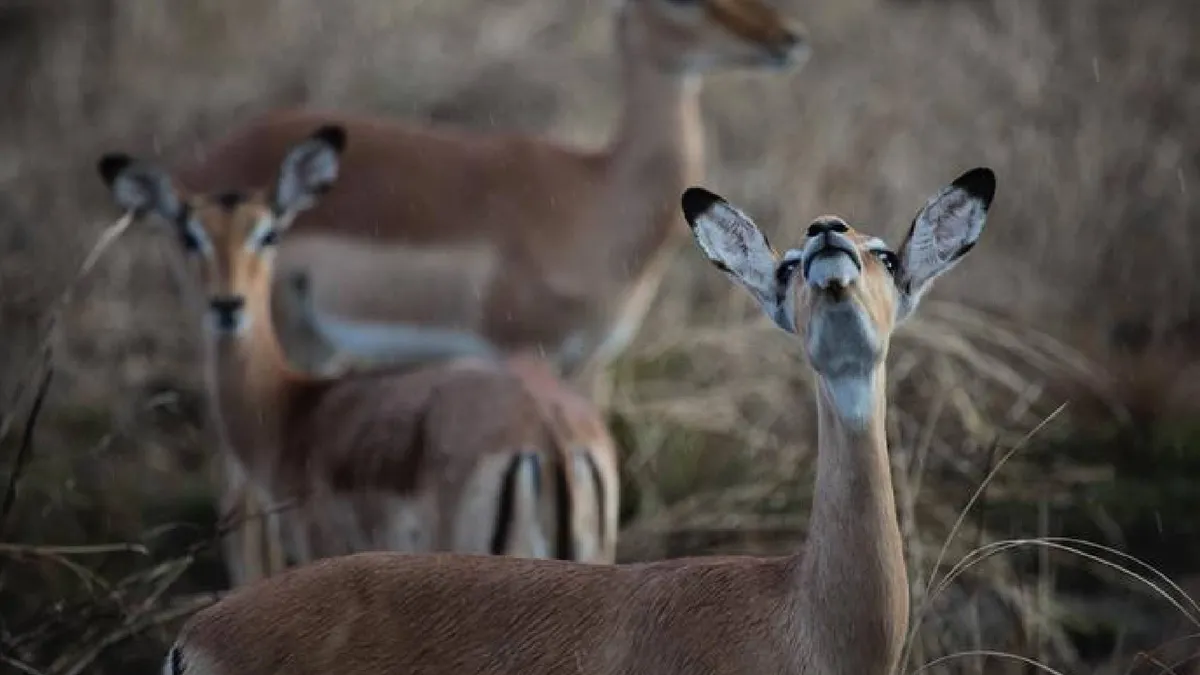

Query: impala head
96 126 346 336
621 0 810 72
682 168 995 397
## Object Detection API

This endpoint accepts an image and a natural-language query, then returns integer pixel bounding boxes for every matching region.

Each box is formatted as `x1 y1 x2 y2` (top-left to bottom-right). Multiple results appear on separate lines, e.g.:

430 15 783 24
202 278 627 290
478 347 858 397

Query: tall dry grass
1 0 1198 673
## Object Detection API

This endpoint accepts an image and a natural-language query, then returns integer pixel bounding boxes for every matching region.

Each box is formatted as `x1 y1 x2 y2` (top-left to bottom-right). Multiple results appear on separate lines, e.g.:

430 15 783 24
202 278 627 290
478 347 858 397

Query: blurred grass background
1 0 1199 673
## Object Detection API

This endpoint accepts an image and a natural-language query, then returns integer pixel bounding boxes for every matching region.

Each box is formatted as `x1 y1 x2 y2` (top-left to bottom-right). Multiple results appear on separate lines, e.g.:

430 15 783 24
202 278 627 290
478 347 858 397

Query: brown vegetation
1 0 1198 673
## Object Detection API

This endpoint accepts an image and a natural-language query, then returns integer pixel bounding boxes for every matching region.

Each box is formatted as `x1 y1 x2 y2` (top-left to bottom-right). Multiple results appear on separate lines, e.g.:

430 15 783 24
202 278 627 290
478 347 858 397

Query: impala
97 126 620 585
173 0 811 400
162 167 997 675
276 268 621 565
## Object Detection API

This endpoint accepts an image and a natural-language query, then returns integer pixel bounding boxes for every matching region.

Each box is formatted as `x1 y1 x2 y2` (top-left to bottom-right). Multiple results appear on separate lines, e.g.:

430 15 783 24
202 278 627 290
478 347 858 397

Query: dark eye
259 229 280 247
776 258 801 286
873 250 900 276
178 228 201 253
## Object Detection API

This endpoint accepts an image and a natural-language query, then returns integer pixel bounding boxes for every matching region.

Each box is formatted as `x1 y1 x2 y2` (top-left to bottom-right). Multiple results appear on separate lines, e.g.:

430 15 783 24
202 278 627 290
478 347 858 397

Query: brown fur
97 133 621 586
273 270 623 564
153 172 1004 675
171 0 809 392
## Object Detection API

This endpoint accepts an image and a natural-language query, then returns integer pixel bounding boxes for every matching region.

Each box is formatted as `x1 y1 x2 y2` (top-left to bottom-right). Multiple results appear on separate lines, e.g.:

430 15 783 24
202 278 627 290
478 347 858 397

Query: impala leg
264 506 287 575
575 360 615 413
242 490 268 581
217 482 266 587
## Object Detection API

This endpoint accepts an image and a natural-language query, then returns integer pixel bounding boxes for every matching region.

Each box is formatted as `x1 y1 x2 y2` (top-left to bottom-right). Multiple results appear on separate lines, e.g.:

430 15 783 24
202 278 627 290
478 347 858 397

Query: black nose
807 218 849 237
210 296 245 330
779 29 804 51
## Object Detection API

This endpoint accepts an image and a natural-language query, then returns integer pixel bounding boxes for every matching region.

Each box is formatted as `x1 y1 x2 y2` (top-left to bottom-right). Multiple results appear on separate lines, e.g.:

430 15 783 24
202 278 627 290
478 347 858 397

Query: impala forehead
187 196 274 242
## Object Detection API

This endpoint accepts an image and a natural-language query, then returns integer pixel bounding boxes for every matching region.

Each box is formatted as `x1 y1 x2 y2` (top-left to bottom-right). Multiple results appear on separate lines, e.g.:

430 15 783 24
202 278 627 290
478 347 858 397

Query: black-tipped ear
895 166 995 321
950 167 996 210
311 125 347 155
95 152 182 221
681 187 724 227
273 127 346 216
97 153 134 189
682 188 792 332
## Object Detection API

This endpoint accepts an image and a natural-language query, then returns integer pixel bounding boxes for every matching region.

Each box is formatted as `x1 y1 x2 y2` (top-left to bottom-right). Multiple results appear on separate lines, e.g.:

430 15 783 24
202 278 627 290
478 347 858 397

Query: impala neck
596 10 705 277
203 280 297 477
791 367 909 673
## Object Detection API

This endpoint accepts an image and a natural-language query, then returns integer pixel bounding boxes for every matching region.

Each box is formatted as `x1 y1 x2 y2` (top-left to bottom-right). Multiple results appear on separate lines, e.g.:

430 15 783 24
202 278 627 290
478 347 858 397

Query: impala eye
179 228 201 252
259 229 280 247
776 257 801 286
873 249 900 276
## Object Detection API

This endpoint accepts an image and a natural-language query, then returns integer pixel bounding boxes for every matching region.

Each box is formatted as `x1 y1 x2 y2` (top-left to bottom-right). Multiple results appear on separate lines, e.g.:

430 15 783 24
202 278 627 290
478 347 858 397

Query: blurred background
1 0 1198 673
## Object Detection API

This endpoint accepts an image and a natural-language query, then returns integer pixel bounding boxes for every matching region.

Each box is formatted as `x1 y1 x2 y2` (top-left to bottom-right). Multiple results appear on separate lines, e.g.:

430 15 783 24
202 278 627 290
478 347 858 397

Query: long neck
593 10 705 278
791 369 909 674
203 281 298 478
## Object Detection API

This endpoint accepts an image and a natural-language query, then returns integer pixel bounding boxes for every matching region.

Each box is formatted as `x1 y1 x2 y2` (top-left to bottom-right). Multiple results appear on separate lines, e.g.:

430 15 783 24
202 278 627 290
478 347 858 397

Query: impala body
164 167 998 675
172 0 810 393
275 269 622 565
97 126 621 586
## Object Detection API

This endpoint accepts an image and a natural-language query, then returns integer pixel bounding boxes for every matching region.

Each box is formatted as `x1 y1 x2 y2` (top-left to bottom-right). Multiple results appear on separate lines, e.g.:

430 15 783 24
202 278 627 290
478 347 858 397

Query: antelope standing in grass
173 0 811 403
96 126 621 585
275 268 621 565
162 167 998 675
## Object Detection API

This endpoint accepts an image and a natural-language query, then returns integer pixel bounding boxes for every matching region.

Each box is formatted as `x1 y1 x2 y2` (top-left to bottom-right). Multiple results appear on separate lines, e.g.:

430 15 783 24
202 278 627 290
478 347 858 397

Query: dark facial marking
215 191 245 210
775 258 800 287
173 205 201 252
873 249 901 277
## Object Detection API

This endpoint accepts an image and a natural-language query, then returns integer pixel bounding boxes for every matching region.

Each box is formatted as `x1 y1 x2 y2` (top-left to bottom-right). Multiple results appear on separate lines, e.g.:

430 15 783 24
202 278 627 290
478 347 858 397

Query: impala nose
807 217 849 237
209 296 247 334
802 218 861 292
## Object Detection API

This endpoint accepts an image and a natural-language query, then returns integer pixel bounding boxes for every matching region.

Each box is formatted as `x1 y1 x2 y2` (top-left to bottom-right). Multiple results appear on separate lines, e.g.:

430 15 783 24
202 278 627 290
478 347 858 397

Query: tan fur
172 0 809 390
273 271 623 565
157 169 1004 675
97 134 621 587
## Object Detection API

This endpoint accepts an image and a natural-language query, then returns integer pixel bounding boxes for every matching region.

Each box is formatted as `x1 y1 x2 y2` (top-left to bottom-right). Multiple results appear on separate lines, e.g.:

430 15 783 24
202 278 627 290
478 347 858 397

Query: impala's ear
97 153 183 223
681 187 793 333
895 167 995 320
272 124 347 218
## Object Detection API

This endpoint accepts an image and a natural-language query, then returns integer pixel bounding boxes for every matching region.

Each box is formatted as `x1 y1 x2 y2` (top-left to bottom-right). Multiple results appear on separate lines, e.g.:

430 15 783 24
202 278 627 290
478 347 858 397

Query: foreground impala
97 126 621 582
174 0 811 395
163 167 997 675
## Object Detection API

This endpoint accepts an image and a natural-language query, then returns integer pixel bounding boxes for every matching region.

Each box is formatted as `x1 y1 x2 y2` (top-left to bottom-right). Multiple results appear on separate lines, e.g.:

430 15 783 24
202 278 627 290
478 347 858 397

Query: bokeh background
2 0 1199 673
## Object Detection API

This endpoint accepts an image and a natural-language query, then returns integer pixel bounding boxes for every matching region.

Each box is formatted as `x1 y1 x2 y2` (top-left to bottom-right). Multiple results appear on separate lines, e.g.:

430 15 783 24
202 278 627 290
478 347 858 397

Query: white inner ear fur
900 184 987 308
275 140 339 215
691 201 781 310
114 165 181 222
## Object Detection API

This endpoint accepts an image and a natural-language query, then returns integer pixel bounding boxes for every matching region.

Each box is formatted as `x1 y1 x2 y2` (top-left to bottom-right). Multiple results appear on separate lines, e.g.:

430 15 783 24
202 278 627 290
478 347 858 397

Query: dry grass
1 0 1198 673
